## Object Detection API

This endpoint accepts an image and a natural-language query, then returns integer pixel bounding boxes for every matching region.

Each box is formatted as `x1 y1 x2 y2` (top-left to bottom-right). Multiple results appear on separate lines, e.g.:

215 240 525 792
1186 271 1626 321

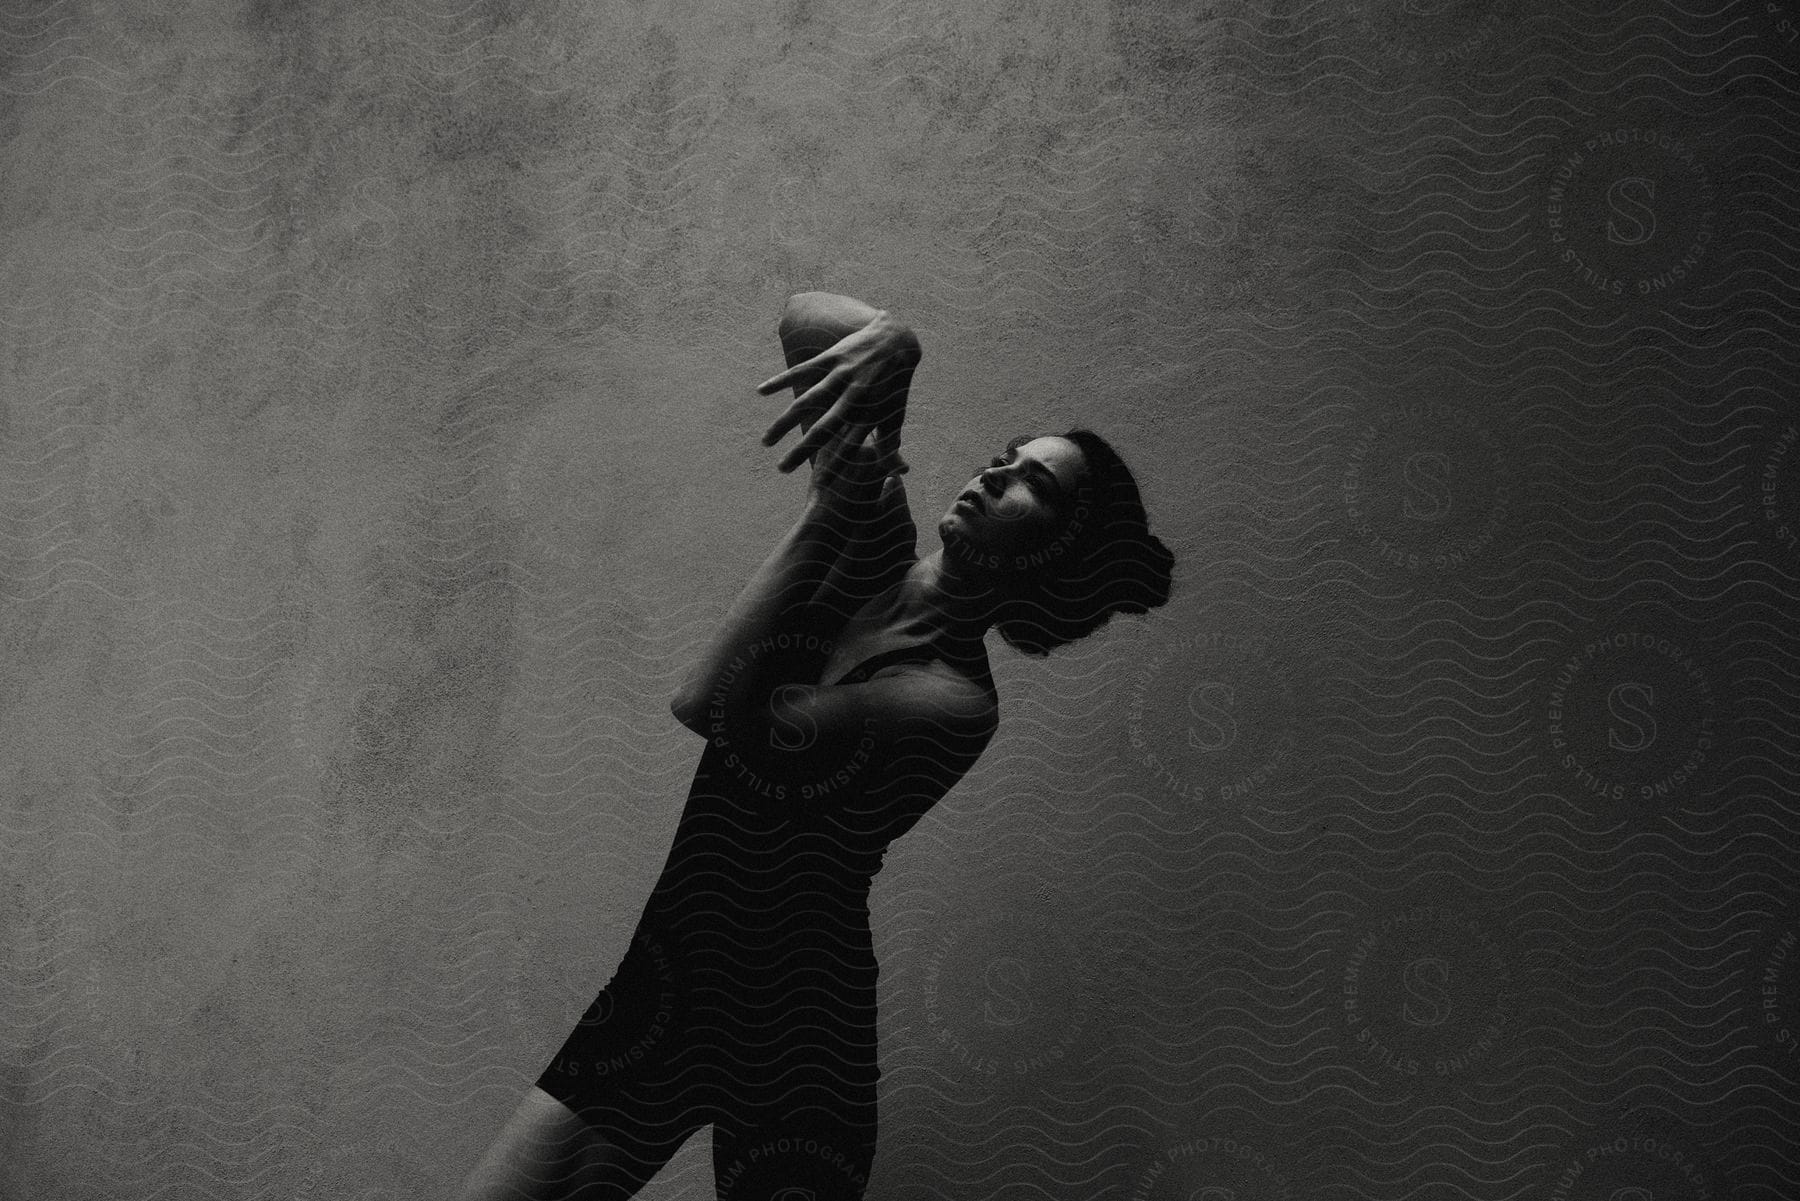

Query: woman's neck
850 550 998 651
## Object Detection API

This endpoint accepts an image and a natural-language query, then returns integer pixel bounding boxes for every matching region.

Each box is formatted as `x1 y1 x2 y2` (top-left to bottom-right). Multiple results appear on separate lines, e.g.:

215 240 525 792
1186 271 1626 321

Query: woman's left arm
758 294 920 477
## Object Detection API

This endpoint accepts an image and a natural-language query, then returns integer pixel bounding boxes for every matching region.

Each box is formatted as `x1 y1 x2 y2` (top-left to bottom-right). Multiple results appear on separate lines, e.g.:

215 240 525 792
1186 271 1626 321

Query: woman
456 293 1174 1200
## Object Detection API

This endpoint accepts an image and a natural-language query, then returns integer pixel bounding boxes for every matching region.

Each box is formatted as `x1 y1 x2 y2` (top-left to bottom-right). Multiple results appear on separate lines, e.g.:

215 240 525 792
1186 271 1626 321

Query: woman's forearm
759 291 919 478
778 292 888 361
775 294 920 430
670 500 845 731
773 291 919 580
808 473 915 621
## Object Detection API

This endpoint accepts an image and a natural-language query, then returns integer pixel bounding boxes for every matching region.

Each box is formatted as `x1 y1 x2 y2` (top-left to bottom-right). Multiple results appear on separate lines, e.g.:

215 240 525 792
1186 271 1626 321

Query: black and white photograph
1 2 1796 1198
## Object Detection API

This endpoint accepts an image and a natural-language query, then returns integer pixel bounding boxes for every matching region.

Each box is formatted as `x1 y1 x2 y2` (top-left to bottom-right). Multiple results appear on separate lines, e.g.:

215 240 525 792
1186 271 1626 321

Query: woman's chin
938 513 980 543
937 525 1002 570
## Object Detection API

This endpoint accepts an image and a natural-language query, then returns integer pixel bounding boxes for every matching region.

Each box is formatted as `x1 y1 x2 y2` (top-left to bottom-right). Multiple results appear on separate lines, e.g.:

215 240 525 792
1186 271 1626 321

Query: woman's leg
452 1085 690 1201
465 920 701 1198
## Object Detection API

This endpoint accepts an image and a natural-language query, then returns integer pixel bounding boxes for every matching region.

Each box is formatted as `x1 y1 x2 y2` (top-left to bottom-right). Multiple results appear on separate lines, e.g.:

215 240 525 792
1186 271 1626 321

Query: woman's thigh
453 1085 701 1201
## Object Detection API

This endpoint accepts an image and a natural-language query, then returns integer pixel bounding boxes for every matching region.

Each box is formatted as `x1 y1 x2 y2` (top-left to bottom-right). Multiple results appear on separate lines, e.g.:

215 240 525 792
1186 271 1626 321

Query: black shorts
535 926 881 1199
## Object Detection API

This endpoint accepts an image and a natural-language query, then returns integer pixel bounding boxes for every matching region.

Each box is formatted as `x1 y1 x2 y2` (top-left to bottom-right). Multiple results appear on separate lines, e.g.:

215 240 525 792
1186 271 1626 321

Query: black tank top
535 640 995 1104
631 642 988 1031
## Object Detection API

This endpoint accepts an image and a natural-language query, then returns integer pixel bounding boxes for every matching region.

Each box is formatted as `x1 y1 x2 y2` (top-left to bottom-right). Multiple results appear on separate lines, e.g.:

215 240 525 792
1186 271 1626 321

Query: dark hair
991 428 1175 656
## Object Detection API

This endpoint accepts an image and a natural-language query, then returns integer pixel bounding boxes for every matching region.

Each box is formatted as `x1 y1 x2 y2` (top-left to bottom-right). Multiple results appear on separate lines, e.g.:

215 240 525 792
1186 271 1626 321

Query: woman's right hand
802 420 896 532
757 308 920 477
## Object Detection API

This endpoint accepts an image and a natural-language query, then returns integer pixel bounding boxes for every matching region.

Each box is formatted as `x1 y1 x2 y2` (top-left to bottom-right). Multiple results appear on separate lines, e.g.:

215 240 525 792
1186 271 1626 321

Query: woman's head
938 428 1175 655
938 435 1087 564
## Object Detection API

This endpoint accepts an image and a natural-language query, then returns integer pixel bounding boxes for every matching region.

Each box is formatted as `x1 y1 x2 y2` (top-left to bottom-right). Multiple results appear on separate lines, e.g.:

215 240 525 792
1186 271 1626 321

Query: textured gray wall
3 1 1798 1198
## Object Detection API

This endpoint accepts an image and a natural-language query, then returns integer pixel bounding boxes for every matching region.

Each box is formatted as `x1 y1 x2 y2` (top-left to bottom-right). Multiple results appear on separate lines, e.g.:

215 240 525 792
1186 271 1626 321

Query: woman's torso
636 639 996 1023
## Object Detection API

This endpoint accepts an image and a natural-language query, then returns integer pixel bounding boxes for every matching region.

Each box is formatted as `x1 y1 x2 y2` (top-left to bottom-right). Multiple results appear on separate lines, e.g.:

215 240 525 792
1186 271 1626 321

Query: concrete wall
2 1 1797 1197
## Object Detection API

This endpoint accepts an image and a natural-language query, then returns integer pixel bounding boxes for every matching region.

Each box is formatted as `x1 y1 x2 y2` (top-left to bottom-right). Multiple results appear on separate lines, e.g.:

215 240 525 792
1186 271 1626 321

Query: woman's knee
452 1086 664 1201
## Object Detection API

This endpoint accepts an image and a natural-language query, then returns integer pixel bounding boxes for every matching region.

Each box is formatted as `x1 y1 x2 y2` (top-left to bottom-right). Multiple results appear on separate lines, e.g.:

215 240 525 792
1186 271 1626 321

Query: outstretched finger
778 413 838 472
761 369 848 446
761 398 818 448
756 350 832 396
780 379 869 472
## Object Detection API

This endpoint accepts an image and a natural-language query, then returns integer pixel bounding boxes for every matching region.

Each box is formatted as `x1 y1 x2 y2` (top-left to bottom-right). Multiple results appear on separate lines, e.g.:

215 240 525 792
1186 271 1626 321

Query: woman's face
938 435 1088 566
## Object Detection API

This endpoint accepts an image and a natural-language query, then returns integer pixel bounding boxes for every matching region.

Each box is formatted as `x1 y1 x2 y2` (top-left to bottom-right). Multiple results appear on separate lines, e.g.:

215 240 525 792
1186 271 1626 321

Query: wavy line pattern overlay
2 0 1797 1197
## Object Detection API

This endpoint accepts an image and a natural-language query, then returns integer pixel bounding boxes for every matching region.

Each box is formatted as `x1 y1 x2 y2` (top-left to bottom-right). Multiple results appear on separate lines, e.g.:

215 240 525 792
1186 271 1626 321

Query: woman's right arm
763 293 922 620
807 452 918 626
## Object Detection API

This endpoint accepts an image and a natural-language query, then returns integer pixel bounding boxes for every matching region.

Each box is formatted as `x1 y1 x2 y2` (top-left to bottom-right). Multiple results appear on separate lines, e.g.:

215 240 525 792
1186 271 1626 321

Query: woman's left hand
757 311 919 476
